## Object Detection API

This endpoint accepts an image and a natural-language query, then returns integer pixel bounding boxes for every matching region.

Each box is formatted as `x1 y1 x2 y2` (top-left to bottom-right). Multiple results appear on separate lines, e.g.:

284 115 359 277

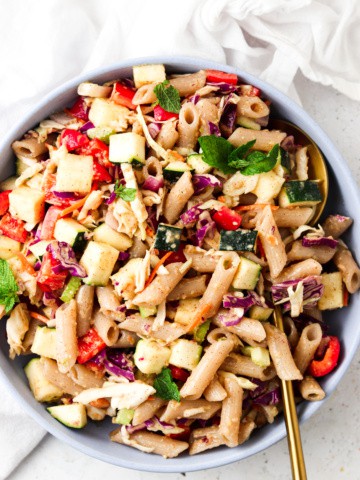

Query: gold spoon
270 119 329 480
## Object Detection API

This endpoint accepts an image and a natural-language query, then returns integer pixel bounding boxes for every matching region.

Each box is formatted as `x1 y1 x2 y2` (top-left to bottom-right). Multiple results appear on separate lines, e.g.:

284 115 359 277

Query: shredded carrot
144 252 173 288
235 204 279 212
14 252 36 275
168 150 185 162
217 196 226 203
146 226 155 237
29 311 49 323
186 304 213 332
343 288 349 307
59 194 90 218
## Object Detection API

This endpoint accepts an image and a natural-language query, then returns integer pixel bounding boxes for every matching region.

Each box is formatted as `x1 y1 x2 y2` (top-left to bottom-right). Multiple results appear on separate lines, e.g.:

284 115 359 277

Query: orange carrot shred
29 311 49 323
59 194 90 218
168 150 185 162
144 252 173 289
146 226 155 237
343 288 349 307
14 252 36 275
186 304 212 332
217 196 226 203
235 204 279 212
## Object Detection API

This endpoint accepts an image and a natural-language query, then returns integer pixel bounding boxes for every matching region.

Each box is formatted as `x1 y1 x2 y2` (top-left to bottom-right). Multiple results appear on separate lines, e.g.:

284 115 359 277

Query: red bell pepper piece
168 425 191 442
206 69 238 85
169 364 190 383
0 190 11 216
60 129 89 152
37 251 68 291
308 336 340 377
40 206 62 240
212 206 242 230
0 213 28 242
153 105 179 121
111 82 136 110
239 85 261 97
77 328 106 364
92 161 112 183
79 138 111 167
161 243 187 265
67 97 89 121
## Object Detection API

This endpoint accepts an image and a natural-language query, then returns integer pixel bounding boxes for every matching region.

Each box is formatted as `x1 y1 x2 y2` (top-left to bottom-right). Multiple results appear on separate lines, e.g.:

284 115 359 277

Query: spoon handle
273 306 307 480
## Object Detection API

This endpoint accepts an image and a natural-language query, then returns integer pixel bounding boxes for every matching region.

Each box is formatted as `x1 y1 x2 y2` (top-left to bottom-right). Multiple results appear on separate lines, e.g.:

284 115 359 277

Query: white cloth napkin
0 0 359 478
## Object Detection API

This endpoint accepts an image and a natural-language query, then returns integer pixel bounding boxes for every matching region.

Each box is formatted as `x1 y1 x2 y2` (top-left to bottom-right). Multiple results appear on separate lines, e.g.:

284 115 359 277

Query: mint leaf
228 140 256 168
114 181 136 202
153 368 181 402
0 259 19 313
198 136 236 174
241 144 280 176
154 80 181 113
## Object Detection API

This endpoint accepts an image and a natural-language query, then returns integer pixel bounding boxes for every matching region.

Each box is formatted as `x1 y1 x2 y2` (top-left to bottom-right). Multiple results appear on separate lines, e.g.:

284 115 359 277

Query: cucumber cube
174 298 200 326
9 186 45 224
318 272 344 310
0 235 21 260
89 98 129 130
109 132 145 165
279 180 322 207
134 339 171 374
54 218 88 252
24 358 63 403
252 171 285 203
248 305 274 321
232 256 261 290
169 339 202 371
187 154 212 174
93 223 133 251
31 326 57 360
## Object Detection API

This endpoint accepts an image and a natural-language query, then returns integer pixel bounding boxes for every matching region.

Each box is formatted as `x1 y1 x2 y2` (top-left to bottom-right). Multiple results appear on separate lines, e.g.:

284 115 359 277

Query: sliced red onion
47 241 86 278
142 176 164 192
33 260 41 271
219 103 237 137
208 122 221 137
253 388 281 406
223 294 255 309
148 122 162 139
180 204 202 225
80 121 95 133
190 94 200 104
192 174 222 193
249 379 268 399
118 252 130 261
280 135 296 152
302 236 338 249
256 115 269 127
126 422 147 434
121 78 135 89
207 82 238 93
106 191 117 205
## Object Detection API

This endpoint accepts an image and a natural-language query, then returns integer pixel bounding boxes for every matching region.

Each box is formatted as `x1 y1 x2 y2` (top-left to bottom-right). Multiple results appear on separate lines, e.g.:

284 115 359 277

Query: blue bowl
0 56 359 473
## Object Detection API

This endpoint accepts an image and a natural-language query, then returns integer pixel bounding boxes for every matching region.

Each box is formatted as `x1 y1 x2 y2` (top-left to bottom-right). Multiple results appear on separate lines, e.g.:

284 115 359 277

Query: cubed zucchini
113 408 135 425
89 98 129 130
9 186 45 224
80 241 119 286
232 256 261 290
93 223 133 251
134 339 171 374
109 132 145 165
31 326 57 360
219 229 258 252
248 305 274 321
278 180 322 207
55 153 93 193
87 127 115 144
133 64 166 89
318 272 344 310
174 298 200 326
54 218 88 252
187 154 212 174
169 339 202 371
139 305 157 318
279 147 291 174
153 224 182 252
24 358 63 403
47 403 87 429
252 171 284 203
241 346 270 367
236 116 261 130
163 161 193 183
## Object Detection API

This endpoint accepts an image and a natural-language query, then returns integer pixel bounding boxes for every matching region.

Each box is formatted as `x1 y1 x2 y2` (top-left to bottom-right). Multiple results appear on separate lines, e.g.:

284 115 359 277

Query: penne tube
93 310 120 347
183 246 219 272
160 399 222 423
273 258 322 282
132 398 166 426
236 96 269 119
163 172 194 224
111 330 138 348
195 98 219 136
55 300 78 374
169 70 206 96
213 314 266 343
156 121 179 150
177 102 200 149
293 323 322 374
167 275 208 301
283 316 300 349
238 418 256 445
322 215 353 239
68 364 104 389
333 246 360 293
189 426 225 455
132 83 156 105
120 314 187 343
219 376 243 447
221 353 276 381
22 318 42 354
203 374 228 402
273 207 314 228
96 285 124 321
287 240 337 264
40 357 83 396
75 285 95 337
228 127 286 152
299 376 325 401
12 137 47 159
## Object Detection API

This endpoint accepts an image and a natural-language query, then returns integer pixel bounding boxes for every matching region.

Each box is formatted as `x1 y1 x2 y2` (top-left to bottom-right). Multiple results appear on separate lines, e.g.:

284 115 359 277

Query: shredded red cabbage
47 241 86 278
92 348 135 381
223 291 271 310
190 94 200 105
142 176 164 192
194 211 216 247
80 121 95 133
252 388 281 406
192 174 222 193
118 251 130 262
53 191 79 200
271 276 324 312
208 122 221 137
217 310 244 326
302 236 338 249
207 82 238 93
180 204 203 225
146 206 159 231
148 122 162 139
106 191 117 205
43 291 62 308
219 103 237 137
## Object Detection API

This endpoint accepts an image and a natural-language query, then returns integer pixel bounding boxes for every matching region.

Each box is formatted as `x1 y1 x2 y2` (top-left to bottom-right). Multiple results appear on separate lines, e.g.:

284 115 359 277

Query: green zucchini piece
187 154 212 174
279 180 322 207
87 127 115 144
153 224 182 251
163 161 193 182
219 229 258 252
278 147 291 173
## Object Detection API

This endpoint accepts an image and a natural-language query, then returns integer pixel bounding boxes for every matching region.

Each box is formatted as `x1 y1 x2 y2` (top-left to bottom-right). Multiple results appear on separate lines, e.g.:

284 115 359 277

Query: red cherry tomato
212 206 242 230
153 105 179 121
110 82 136 110
206 69 238 85
0 213 28 242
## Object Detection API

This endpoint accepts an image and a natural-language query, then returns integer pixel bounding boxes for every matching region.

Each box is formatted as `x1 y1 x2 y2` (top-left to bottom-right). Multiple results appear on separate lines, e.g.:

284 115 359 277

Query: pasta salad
0 64 359 458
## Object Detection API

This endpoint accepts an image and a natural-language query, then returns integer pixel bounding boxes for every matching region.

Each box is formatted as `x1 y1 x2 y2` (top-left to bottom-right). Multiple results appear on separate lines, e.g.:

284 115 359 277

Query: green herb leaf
114 181 137 202
198 136 236 174
153 80 181 113
241 144 280 176
0 259 19 313
228 140 256 168
153 368 181 402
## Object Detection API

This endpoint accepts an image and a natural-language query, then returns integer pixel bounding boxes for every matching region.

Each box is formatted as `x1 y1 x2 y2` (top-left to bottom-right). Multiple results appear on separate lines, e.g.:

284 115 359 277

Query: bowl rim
0 55 359 473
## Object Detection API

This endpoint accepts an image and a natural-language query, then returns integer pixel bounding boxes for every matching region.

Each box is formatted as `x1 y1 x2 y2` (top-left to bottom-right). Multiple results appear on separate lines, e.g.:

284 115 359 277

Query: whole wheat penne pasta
93 310 119 347
219 376 243 447
333 246 360 293
221 353 276 381
120 314 187 343
132 83 156 105
12 137 47 159
195 98 219 135
167 275 208 301
163 172 194 224
238 419 257 445
160 399 222 423
169 70 206 96
177 102 200 149
260 404 279 424
96 285 124 321
264 323 302 380
322 215 353 239
22 318 42 354
110 428 189 458
236 96 270 119
189 426 225 455
213 314 266 343
273 259 322 282
273 207 314 228
287 240 337 264
283 316 300 349
132 398 167 426
228 127 286 152
132 262 192 307
40 357 83 396
293 323 322 374
6 303 30 359
68 364 104 389
75 285 94 337
299 376 325 401
203 374 228 402
55 300 78 374
180 338 235 399
156 120 179 150
256 205 287 278
183 246 219 272
111 330 139 348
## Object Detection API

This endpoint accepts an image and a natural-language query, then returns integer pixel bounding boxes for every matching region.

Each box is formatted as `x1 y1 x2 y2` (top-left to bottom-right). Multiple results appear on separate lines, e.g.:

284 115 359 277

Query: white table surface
7 72 360 480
